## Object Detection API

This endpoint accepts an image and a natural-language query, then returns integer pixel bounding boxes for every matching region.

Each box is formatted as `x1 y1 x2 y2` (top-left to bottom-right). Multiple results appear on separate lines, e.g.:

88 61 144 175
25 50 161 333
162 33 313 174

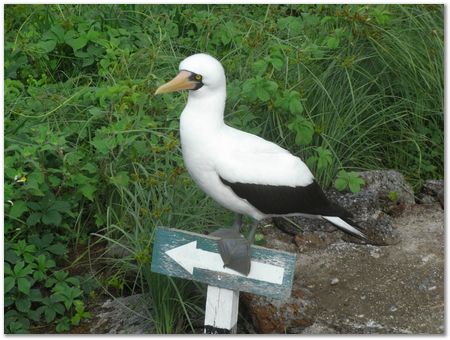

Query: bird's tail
323 216 367 240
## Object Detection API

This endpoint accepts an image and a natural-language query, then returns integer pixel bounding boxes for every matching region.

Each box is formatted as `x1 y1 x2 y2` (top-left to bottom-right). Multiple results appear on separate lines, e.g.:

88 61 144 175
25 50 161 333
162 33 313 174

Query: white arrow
165 241 284 285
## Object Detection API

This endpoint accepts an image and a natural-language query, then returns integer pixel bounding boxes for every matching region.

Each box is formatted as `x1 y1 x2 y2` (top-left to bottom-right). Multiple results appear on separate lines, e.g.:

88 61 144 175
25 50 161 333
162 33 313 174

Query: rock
240 283 317 333
327 170 415 218
350 211 400 246
89 294 154 334
357 170 415 215
417 180 444 208
301 322 336 334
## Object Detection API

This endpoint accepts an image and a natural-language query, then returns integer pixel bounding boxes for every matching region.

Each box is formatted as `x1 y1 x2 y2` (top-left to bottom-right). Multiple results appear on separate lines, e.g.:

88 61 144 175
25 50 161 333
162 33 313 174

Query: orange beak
155 71 197 94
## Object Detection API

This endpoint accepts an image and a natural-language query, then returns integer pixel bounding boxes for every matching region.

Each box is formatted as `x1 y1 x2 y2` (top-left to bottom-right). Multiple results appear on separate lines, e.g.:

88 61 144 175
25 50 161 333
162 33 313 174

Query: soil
298 203 444 334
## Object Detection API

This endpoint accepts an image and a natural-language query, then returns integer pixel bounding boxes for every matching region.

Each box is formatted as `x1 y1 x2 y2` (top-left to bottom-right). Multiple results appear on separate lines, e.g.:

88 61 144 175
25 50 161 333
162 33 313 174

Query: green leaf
27 171 45 185
80 184 96 201
288 95 304 114
288 116 314 145
348 181 360 193
33 270 46 281
36 39 57 53
66 33 88 51
66 277 80 286
26 212 42 226
48 175 61 187
335 178 348 191
9 201 28 218
5 249 19 264
388 191 399 202
29 288 43 302
278 16 303 36
348 175 365 193
51 200 71 213
28 309 42 322
17 277 31 294
316 147 333 169
41 210 62 226
269 57 283 71
5 276 15 293
46 243 67 256
91 136 113 154
5 262 12 275
56 317 71 332
44 307 56 323
23 253 35 264
295 125 313 145
15 296 31 313
110 171 129 187
50 24 66 43
252 60 268 75
71 314 81 326
13 261 24 276
326 36 339 49
256 86 270 102
54 302 66 315
81 163 98 174
72 174 90 185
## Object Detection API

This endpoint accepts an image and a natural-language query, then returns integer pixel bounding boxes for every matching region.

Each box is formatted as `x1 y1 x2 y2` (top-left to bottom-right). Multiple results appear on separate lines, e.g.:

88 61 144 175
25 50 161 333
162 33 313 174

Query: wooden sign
151 227 296 300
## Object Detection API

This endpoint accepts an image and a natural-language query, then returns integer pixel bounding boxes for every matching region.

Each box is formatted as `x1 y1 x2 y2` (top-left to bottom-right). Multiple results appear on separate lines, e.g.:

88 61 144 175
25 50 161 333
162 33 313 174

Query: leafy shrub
4 235 91 333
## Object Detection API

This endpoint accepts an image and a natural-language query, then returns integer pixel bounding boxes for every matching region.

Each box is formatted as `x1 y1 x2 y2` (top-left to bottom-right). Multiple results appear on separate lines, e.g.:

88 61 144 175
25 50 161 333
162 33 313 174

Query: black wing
220 176 352 218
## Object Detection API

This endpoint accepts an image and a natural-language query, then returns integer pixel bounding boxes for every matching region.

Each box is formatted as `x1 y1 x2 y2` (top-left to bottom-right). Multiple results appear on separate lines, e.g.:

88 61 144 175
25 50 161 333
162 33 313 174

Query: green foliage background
4 4 444 334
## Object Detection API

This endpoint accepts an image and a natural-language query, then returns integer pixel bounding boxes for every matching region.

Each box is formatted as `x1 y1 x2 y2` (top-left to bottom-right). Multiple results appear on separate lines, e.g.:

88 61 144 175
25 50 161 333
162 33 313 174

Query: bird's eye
195 74 202 81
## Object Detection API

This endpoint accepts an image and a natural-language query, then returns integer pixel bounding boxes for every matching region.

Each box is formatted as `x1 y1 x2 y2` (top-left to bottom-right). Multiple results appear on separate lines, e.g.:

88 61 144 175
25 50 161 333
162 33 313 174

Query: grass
4 4 443 334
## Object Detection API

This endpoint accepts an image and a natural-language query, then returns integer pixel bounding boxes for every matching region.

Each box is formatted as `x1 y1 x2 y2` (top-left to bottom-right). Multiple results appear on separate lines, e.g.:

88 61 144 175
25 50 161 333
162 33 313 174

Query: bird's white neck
181 87 227 132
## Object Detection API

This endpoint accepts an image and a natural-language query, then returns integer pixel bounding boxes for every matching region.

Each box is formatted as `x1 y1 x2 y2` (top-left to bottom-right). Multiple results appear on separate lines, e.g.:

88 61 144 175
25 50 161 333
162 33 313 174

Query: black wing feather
220 177 352 218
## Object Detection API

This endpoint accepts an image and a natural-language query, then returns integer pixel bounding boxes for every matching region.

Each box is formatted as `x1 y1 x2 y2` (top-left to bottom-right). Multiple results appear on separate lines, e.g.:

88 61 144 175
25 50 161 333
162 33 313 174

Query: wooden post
204 286 239 334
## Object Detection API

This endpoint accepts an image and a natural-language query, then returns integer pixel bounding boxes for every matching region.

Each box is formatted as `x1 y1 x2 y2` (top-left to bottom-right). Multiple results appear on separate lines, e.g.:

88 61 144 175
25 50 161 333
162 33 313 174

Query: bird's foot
210 228 251 276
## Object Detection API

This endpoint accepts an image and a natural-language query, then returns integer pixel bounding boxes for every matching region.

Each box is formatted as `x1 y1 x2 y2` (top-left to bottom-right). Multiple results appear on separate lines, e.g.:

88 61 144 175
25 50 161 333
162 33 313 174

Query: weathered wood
204 286 239 334
151 227 296 300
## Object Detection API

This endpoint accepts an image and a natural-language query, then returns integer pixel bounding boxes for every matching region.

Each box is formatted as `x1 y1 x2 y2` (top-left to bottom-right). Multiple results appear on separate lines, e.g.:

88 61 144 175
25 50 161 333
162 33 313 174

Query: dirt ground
297 203 444 334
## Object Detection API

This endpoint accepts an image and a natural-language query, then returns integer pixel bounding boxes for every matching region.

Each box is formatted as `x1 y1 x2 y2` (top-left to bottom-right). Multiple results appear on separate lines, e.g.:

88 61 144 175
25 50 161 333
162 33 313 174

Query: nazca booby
155 53 366 275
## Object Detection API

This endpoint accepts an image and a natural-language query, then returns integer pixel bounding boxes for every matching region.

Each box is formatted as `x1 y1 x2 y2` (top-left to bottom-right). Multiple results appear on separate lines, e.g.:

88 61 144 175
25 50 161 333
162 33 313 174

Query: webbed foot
210 228 251 276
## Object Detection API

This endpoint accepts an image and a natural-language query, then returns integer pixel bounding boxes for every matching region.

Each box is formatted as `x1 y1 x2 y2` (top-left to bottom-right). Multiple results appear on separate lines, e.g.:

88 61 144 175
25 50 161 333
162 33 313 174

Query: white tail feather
323 216 366 239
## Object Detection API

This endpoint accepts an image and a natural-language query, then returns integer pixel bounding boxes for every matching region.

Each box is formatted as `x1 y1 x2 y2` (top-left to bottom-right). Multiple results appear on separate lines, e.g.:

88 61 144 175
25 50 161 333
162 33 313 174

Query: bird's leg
210 213 243 237
232 213 243 232
209 214 251 276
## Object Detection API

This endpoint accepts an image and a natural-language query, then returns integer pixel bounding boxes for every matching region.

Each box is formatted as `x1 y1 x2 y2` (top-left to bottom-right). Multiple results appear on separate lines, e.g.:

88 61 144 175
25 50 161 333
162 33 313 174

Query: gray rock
302 322 336 334
417 180 444 208
359 170 415 205
89 294 154 334
327 170 415 217
348 211 400 246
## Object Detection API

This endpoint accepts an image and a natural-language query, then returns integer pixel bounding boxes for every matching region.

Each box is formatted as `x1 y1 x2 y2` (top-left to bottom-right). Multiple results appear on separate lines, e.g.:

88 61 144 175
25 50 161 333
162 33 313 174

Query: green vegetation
4 4 443 334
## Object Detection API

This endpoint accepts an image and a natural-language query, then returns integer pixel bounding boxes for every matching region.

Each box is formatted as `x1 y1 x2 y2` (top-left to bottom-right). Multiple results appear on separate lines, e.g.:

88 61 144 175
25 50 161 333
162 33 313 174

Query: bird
155 53 366 276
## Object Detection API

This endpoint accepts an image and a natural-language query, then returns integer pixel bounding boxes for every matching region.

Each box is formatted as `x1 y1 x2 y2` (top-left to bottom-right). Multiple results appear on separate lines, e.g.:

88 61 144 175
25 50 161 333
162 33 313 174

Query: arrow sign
165 240 285 285
151 227 296 299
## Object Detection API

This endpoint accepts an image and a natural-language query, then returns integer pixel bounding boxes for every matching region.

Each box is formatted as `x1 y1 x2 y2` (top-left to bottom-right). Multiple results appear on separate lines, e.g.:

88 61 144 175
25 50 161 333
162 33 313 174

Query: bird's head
155 53 225 95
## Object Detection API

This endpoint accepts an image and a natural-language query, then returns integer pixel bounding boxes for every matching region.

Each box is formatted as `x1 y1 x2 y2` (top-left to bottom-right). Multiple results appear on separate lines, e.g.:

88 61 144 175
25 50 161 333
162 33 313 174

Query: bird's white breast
179 107 265 219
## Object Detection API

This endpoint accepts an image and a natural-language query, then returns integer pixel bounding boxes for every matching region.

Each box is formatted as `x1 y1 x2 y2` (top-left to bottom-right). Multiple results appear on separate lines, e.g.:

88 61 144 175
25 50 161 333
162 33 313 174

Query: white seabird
155 53 366 275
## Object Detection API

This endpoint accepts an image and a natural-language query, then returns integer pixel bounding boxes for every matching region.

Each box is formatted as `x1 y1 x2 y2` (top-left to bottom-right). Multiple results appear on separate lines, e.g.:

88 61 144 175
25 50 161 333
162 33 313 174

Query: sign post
151 227 296 333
